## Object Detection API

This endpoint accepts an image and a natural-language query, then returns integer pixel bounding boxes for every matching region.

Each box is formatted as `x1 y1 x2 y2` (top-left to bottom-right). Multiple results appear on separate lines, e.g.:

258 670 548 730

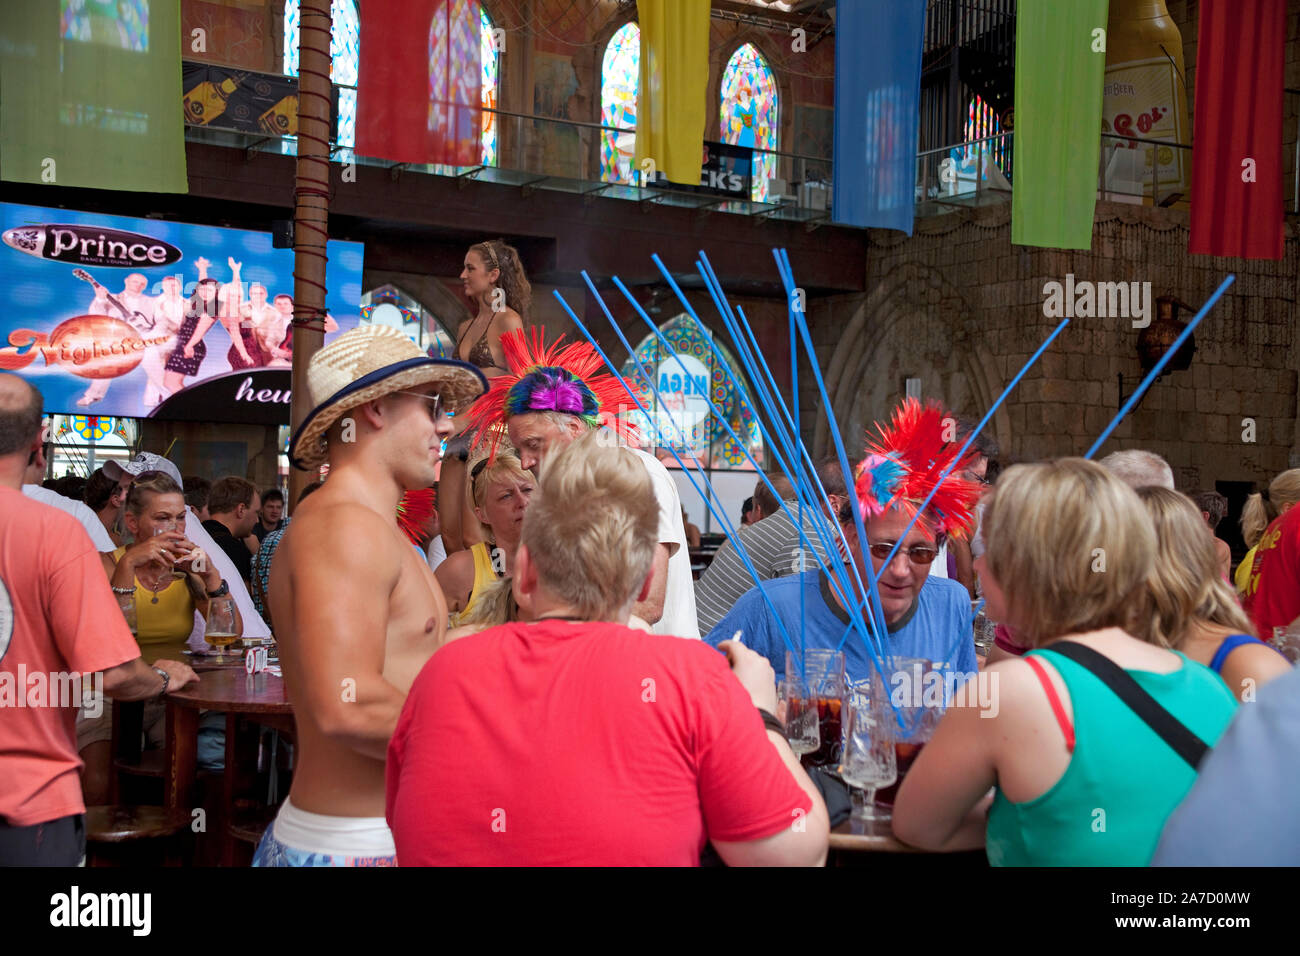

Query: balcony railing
183 66 1300 226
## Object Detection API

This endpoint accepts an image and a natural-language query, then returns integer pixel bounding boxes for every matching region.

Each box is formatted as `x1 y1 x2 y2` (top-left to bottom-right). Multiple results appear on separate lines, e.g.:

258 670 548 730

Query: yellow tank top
450 542 501 627
114 546 196 658
1234 545 1259 597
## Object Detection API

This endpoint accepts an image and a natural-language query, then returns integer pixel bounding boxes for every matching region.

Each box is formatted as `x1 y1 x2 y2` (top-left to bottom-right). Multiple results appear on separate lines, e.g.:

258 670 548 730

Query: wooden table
828 817 988 868
164 667 294 864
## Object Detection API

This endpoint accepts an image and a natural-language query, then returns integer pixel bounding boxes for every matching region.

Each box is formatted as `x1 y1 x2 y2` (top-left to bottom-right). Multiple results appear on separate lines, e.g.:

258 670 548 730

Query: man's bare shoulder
280 493 403 573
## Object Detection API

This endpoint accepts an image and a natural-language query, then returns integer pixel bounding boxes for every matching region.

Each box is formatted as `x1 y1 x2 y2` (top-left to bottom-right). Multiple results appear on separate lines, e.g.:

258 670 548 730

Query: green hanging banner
1011 0 1109 250
1 0 187 193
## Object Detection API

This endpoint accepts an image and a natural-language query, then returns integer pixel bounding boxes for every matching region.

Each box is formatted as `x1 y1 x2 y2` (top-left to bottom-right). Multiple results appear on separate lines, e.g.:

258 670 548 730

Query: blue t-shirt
1152 665 1300 866
703 568 977 683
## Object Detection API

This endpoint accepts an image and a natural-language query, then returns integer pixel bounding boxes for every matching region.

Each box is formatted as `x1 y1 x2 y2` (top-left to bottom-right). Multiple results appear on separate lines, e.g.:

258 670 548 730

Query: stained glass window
963 94 1009 177
479 6 499 166
720 44 778 203
284 0 361 148
619 313 764 472
600 22 640 185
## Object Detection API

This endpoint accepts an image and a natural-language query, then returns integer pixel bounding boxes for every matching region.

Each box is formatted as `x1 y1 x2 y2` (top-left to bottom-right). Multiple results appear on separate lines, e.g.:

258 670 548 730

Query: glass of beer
785 649 846 768
778 679 820 758
204 594 239 661
873 657 942 814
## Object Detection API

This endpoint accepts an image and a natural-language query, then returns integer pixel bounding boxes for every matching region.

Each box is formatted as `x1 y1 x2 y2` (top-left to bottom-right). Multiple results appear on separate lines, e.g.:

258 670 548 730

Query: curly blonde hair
469 239 531 320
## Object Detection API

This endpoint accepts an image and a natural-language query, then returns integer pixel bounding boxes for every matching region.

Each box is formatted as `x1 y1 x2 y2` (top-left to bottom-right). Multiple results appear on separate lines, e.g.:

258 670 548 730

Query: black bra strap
1046 641 1210 770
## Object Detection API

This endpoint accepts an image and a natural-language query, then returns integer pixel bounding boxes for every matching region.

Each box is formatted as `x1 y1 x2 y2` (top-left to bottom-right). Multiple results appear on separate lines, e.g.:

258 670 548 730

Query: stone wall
804 201 1299 496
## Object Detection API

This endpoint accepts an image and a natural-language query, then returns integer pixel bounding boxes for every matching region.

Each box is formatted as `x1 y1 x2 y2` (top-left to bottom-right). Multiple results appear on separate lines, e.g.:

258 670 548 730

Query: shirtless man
256 325 486 866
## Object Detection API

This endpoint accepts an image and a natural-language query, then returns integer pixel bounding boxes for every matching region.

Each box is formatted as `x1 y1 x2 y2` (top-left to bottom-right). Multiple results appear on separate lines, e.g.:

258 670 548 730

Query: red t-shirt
1246 507 1300 638
0 488 141 826
386 620 812 866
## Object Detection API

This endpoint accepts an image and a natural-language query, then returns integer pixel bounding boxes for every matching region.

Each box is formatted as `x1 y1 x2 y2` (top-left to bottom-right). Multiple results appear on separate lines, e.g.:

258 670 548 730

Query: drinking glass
204 594 239 661
874 657 943 813
1272 626 1300 666
972 602 996 659
838 683 897 821
116 591 138 636
786 649 846 767
778 679 820 757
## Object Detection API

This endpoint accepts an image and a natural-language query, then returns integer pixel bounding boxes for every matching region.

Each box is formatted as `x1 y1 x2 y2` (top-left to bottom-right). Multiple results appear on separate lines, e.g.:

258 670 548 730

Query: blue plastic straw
1084 275 1235 459
647 254 882 666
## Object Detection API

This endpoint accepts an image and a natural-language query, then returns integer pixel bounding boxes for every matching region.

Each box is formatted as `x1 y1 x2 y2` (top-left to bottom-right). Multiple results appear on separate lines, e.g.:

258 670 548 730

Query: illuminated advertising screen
0 203 364 423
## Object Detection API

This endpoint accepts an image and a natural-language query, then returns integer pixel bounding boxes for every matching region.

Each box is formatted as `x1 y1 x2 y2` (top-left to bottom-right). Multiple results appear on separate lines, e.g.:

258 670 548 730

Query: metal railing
186 83 1300 224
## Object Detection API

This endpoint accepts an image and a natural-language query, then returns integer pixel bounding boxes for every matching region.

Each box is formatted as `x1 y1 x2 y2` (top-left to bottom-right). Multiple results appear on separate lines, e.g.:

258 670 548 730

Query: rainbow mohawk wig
465 327 639 456
855 398 981 540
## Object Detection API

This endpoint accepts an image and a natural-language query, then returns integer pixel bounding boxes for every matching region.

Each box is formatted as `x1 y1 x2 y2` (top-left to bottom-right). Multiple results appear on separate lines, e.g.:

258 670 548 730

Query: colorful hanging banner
1188 0 1286 260
0 0 187 193
634 0 709 186
831 0 926 233
1011 0 1109 250
356 0 482 166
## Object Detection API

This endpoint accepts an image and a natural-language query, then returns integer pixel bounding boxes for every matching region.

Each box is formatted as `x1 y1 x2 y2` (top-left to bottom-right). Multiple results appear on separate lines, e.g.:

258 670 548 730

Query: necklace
537 614 585 622
138 565 172 604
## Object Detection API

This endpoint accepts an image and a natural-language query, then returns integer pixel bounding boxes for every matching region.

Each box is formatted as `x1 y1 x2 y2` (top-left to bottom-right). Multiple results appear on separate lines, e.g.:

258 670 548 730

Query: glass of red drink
873 657 943 816
785 650 846 768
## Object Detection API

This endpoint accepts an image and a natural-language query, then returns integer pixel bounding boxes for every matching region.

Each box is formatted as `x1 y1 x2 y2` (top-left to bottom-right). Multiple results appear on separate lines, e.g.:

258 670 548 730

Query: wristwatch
152 666 170 700
206 579 230 598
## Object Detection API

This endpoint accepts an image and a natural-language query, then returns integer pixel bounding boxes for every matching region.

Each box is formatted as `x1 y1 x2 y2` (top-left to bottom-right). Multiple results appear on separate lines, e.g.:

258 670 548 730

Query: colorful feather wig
465 327 639 457
397 488 436 547
855 398 982 540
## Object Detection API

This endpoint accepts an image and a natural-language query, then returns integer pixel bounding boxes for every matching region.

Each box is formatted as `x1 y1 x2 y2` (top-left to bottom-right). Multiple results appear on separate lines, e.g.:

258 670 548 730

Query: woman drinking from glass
892 459 1238 865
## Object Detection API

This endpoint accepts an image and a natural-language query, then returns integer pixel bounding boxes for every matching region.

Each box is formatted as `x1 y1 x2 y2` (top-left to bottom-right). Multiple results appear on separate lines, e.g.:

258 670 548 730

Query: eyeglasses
867 542 940 566
964 472 991 486
398 390 447 421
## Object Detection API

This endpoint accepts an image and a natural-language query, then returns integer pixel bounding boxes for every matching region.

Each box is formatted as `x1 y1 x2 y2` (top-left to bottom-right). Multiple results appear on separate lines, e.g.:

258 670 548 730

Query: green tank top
986 648 1237 866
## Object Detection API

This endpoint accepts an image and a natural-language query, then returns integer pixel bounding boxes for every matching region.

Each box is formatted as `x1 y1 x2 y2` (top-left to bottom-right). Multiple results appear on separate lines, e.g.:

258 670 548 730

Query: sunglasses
867 542 940 566
398 390 447 421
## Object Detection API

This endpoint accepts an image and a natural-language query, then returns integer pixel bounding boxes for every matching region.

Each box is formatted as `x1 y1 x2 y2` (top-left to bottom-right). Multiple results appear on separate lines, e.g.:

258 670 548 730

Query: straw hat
289 325 487 470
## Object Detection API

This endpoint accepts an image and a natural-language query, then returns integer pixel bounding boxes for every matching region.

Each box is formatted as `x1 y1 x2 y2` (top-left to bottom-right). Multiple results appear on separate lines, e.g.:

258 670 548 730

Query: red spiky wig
854 398 982 540
397 488 436 547
464 327 640 457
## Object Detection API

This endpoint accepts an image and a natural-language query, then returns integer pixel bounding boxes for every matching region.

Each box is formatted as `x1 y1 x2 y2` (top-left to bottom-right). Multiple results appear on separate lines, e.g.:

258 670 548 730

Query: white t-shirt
22 484 115 551
426 534 448 573
927 541 950 579
630 448 700 640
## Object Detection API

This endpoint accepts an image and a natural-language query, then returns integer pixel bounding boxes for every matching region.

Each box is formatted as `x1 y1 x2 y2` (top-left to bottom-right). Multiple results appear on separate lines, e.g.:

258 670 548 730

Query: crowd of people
3 237 1298 868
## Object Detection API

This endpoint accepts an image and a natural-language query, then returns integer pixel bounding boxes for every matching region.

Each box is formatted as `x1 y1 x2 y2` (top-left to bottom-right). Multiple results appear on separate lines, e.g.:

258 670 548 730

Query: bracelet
758 708 785 735
111 586 137 595
152 666 170 700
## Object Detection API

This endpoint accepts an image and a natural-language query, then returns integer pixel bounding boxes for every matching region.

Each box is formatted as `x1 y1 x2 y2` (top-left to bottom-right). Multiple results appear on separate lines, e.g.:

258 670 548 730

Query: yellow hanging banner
633 0 709 186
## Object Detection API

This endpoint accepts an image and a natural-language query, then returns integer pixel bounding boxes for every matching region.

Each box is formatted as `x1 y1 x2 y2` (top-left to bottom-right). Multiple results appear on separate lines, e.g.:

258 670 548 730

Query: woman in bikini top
444 240 532 554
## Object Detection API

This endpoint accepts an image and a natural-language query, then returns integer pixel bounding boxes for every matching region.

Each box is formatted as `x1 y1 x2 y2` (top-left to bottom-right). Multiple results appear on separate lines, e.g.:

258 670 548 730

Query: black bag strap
1045 641 1209 770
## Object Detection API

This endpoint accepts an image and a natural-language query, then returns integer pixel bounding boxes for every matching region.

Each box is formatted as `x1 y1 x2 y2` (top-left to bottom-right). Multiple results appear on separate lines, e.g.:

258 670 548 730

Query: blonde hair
469 451 532 539
982 458 1156 647
459 576 519 628
1135 487 1255 647
125 471 183 515
520 430 658 620
1240 468 1300 549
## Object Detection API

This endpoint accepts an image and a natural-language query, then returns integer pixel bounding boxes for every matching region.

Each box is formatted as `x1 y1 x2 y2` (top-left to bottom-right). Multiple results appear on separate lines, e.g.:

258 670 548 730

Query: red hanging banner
1188 0 1286 260
356 0 482 166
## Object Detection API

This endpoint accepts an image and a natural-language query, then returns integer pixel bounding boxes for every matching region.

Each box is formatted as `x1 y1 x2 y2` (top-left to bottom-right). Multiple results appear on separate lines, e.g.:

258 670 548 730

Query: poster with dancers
0 202 363 422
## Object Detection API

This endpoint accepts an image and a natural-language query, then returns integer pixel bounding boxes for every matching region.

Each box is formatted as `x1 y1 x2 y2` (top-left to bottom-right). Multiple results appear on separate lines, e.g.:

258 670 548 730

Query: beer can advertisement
0 203 364 423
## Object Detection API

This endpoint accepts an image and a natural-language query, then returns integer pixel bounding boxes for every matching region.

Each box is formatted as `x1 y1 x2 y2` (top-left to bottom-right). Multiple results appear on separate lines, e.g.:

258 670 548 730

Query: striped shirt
694 502 832 634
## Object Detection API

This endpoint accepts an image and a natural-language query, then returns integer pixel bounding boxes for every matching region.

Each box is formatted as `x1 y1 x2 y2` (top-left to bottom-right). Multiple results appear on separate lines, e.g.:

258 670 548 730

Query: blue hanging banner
832 0 926 233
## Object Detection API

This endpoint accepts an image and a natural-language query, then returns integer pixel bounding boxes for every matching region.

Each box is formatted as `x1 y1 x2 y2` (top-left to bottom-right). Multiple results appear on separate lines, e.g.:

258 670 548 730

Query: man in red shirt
387 432 829 866
1245 504 1300 638
0 374 197 865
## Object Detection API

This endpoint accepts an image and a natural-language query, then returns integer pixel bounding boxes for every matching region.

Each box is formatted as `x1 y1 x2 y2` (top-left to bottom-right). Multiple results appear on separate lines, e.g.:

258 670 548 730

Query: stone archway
814 260 1012 460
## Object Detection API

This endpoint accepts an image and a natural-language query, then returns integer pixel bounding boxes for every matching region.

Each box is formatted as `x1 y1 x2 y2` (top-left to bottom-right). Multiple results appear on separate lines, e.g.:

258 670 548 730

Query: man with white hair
1099 449 1175 490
